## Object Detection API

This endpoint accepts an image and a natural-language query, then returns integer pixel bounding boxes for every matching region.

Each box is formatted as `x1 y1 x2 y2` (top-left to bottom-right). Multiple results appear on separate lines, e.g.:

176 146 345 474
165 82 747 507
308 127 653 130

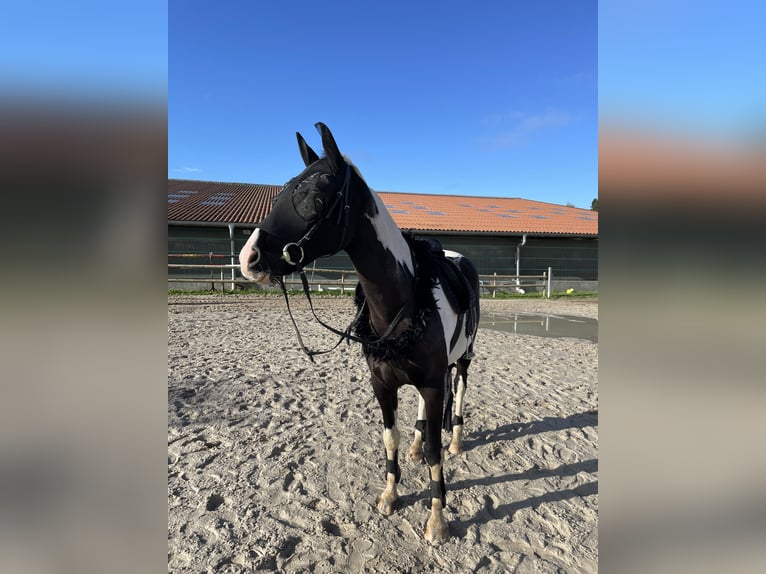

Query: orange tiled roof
168 179 597 237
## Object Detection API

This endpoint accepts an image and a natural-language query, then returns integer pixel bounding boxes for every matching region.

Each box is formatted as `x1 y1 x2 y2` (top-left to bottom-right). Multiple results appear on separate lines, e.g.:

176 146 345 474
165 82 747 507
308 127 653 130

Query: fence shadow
462 409 598 451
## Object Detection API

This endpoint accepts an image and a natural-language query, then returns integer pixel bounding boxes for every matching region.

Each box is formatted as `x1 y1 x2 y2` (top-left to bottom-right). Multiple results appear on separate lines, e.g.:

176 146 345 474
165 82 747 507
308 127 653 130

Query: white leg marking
409 396 426 461
448 376 467 455
424 462 449 544
377 410 400 516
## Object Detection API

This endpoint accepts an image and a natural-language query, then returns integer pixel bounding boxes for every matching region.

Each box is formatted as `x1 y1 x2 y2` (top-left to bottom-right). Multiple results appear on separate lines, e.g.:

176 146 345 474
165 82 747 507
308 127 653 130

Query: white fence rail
168 258 553 297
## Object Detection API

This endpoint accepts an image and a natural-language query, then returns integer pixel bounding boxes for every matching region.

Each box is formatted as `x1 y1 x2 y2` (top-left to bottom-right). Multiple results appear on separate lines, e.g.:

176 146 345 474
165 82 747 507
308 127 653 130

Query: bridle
248 164 413 362
275 268 413 362
249 164 354 271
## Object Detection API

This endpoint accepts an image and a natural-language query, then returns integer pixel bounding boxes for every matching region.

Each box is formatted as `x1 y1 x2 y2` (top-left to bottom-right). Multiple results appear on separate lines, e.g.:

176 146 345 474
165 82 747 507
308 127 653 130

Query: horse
238 122 480 544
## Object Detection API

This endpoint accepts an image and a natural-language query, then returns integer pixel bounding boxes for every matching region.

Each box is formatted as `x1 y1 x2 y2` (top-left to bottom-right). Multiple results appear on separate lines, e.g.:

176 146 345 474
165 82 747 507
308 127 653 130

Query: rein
277 264 412 362
262 163 415 361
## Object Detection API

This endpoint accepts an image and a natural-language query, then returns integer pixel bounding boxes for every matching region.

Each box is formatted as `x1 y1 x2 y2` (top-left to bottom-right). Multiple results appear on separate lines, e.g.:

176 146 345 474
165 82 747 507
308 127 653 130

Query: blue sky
169 1 598 208
3 2 760 209
599 1 765 141
1 1 166 100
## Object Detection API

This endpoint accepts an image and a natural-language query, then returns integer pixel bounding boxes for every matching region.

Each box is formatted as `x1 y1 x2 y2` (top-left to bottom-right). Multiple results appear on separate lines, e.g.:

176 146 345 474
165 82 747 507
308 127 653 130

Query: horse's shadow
461 409 598 451
396 410 598 532
449 476 599 538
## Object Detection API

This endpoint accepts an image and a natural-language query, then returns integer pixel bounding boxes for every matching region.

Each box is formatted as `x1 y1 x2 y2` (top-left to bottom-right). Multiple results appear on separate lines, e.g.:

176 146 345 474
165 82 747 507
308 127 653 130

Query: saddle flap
434 255 472 315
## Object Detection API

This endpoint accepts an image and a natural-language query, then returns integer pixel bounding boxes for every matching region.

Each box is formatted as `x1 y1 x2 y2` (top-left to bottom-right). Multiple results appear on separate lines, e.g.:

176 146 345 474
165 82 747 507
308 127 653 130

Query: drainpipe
515 233 527 294
228 223 236 292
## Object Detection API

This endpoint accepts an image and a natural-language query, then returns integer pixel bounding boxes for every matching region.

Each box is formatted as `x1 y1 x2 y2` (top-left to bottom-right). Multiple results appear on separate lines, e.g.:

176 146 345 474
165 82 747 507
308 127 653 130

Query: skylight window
531 215 549 219
428 211 446 216
167 190 199 203
390 209 409 214
201 192 235 207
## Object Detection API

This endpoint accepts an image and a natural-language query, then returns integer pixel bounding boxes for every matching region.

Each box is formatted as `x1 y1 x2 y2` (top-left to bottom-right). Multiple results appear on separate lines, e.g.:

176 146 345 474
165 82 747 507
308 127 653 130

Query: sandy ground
168 295 598 573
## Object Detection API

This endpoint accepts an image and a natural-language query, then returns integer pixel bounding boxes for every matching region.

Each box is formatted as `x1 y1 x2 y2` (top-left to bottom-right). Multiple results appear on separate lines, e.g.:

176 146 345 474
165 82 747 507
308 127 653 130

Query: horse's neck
345 189 415 332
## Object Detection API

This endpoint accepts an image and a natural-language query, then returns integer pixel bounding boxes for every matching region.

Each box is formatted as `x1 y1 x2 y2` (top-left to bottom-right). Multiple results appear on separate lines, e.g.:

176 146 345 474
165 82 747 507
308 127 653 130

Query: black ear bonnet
259 161 335 242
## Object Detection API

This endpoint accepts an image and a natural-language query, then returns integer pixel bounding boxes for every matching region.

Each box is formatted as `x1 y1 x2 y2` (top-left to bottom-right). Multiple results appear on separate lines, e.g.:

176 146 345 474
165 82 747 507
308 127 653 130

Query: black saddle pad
433 255 471 315
410 235 477 327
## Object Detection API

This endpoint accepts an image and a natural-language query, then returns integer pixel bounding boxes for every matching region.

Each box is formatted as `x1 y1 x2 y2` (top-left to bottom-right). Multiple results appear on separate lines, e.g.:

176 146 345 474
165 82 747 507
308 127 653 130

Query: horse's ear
315 122 345 173
296 131 319 166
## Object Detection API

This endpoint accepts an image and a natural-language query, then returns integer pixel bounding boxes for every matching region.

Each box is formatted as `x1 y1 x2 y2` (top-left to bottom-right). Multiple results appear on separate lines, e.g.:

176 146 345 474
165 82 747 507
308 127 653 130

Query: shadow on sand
395 410 598 533
462 409 598 451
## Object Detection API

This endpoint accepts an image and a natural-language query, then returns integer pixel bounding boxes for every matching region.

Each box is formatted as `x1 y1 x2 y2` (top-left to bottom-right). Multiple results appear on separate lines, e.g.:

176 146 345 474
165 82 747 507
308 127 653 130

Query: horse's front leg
373 384 400 516
420 384 449 545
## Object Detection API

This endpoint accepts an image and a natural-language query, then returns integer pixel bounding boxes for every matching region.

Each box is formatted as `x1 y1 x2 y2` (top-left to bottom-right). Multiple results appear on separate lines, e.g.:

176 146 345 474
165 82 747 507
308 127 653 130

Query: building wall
420 234 598 280
168 225 598 288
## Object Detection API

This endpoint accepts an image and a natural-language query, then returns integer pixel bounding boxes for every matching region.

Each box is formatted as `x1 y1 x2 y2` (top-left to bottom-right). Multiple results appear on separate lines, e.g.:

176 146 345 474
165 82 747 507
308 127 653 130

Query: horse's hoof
377 494 396 516
424 517 449 545
408 448 423 462
448 443 464 455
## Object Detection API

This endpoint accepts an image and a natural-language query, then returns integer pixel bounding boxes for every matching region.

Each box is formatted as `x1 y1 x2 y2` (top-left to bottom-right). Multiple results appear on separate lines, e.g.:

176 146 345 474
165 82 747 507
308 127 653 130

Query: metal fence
168 256 552 297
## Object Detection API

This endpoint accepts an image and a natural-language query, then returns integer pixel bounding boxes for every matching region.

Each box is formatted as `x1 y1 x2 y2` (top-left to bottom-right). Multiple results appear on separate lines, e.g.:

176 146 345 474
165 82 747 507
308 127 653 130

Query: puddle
479 312 598 342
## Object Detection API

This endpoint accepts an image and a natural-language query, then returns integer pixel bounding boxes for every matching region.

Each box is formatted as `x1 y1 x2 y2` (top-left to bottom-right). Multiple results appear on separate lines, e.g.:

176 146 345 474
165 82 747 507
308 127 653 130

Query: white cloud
173 166 203 173
480 107 575 149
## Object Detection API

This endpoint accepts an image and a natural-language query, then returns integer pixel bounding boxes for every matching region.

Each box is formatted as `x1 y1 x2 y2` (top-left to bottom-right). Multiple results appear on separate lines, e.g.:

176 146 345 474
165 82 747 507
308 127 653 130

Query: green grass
169 288 597 299
168 288 354 297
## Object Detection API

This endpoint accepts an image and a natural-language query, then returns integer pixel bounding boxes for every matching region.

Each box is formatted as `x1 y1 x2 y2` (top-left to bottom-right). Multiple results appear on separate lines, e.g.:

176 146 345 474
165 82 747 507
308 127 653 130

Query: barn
168 178 598 293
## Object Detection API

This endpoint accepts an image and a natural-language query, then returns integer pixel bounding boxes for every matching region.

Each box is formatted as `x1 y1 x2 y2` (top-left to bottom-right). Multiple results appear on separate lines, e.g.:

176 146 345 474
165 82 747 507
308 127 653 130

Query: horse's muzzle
239 229 271 284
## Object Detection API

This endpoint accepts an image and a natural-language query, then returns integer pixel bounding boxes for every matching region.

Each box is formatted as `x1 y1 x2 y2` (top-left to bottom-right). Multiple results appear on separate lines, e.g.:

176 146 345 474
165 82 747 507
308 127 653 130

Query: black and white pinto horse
239 123 480 544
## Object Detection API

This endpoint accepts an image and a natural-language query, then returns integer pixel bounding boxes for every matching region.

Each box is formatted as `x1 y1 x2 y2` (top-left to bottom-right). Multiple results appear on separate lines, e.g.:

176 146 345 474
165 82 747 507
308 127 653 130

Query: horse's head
239 122 354 284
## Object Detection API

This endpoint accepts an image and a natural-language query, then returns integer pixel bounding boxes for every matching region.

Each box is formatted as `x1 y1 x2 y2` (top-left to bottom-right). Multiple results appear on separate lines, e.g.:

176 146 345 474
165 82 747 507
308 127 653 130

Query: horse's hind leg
408 394 426 461
448 356 470 455
373 385 400 516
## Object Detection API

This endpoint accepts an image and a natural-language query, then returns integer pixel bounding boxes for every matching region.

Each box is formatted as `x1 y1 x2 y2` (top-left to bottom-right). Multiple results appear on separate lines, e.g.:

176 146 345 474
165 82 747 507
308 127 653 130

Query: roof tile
168 179 597 236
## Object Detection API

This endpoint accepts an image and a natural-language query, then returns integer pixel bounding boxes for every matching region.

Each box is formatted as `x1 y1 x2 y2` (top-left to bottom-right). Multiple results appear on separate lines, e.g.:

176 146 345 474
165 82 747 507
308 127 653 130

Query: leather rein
270 165 414 362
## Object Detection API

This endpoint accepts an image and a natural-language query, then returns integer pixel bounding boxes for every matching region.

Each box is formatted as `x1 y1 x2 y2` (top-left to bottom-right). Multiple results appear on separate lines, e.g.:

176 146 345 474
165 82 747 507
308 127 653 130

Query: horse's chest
368 355 436 389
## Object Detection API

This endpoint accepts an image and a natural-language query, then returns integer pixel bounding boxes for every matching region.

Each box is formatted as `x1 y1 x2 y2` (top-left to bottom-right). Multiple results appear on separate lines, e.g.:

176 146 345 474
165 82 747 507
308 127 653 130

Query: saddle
415 236 478 337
